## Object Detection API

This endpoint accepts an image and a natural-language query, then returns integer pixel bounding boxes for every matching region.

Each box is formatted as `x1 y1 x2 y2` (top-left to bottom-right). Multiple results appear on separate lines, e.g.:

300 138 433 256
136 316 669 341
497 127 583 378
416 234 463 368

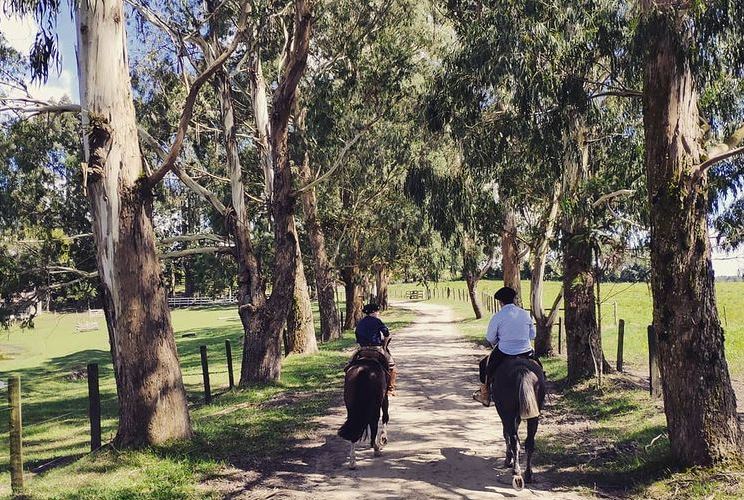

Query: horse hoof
512 475 524 491
524 470 533 484
348 462 357 470
373 448 383 457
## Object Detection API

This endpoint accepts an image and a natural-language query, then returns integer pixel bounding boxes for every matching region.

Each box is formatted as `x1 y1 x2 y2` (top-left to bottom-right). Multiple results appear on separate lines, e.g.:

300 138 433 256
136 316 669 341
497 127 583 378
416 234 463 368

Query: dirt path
228 301 593 499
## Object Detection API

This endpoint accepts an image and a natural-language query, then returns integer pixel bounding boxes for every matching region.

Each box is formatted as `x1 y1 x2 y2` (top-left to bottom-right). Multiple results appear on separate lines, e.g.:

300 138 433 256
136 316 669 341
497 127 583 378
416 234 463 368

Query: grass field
389 280 744 378
0 305 415 498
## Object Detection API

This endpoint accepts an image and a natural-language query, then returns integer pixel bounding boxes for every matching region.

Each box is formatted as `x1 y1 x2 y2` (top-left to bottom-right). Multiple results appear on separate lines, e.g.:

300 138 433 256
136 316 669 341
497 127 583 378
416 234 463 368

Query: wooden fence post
8 375 24 495
283 329 290 356
87 363 101 451
225 340 235 389
447 287 451 299
340 310 345 329
616 320 625 373
558 317 562 354
648 325 662 397
200 345 212 404
613 301 618 326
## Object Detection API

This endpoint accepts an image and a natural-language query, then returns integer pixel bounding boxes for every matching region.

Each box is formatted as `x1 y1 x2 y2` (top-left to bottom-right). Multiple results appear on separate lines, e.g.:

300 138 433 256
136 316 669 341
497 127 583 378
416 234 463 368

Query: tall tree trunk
531 183 561 357
501 204 522 304
641 3 742 464
562 117 602 383
342 266 363 329
76 0 191 446
375 264 389 310
212 65 270 385
241 0 314 383
465 274 483 319
286 238 318 354
297 135 341 342
562 229 601 382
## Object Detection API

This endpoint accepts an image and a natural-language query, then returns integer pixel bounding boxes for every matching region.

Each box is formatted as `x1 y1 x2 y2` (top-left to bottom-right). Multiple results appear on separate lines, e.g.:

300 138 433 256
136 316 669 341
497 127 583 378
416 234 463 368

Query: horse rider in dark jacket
354 303 398 395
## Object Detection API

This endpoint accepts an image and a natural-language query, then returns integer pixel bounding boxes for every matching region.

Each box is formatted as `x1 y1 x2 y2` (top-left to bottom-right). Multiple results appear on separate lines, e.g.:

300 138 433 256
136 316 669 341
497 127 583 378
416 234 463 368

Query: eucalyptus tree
1 0 248 444
131 0 319 372
404 141 503 319
0 113 99 321
298 0 442 327
635 0 744 465
433 0 645 378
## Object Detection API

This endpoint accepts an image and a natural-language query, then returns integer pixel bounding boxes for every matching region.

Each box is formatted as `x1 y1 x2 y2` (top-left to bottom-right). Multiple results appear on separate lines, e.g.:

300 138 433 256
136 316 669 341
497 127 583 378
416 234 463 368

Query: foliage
0 113 96 324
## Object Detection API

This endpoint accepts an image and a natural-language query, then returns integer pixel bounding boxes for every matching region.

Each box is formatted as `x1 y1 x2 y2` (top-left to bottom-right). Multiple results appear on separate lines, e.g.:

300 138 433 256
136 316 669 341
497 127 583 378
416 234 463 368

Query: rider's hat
494 286 517 304
362 303 381 314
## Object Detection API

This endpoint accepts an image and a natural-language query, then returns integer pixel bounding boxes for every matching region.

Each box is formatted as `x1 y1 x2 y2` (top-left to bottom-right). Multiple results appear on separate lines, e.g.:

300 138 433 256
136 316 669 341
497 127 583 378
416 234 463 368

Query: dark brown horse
337 352 390 469
491 357 546 489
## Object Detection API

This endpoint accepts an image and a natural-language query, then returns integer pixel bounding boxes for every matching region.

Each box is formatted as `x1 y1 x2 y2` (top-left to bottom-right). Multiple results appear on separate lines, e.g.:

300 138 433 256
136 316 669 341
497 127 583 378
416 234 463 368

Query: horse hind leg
348 442 357 470
371 420 383 457
524 417 538 483
378 395 389 448
503 430 513 468
510 433 524 491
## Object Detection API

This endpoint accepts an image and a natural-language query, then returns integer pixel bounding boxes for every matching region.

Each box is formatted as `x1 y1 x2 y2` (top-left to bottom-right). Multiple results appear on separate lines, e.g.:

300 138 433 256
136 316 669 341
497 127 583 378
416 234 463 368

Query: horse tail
517 369 540 419
338 364 382 442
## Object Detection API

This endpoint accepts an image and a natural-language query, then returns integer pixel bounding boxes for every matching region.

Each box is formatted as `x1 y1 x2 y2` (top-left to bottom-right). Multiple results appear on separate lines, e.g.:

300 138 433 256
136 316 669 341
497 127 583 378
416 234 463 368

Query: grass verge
0 306 415 499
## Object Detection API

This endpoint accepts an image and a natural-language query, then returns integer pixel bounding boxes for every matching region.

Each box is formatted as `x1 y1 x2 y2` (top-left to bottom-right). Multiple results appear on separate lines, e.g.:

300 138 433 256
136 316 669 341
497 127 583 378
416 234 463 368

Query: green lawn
0 305 415 499
389 280 744 378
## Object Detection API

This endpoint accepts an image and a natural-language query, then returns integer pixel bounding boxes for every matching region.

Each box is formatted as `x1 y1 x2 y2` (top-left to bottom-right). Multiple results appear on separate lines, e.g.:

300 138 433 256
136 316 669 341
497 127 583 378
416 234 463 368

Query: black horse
491 357 546 489
337 349 390 469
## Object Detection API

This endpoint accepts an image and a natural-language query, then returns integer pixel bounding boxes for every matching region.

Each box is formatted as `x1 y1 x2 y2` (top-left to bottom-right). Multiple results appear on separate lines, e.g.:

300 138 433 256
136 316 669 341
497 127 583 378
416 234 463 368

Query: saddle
485 350 543 382
346 347 390 372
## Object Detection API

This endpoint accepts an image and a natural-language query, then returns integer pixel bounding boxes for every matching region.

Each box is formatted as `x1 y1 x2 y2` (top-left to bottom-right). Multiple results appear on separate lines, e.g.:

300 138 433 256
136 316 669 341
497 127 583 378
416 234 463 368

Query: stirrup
472 388 490 407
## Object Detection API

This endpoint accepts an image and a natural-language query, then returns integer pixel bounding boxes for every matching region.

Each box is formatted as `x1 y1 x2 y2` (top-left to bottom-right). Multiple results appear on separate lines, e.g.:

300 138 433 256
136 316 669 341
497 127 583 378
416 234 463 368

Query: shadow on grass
530 358 678 496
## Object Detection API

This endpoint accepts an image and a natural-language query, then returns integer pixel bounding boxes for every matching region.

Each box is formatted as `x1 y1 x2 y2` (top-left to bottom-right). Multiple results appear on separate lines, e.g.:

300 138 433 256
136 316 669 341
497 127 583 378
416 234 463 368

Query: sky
0 5 78 103
0 9 743 277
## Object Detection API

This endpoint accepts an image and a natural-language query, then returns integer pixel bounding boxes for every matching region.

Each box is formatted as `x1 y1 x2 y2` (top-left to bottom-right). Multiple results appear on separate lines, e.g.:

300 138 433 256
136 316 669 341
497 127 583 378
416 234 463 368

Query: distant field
389 280 744 378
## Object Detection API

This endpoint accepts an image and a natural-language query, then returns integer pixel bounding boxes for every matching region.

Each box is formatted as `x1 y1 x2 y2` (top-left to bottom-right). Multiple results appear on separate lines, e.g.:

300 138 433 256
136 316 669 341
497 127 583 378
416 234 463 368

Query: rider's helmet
362 303 381 315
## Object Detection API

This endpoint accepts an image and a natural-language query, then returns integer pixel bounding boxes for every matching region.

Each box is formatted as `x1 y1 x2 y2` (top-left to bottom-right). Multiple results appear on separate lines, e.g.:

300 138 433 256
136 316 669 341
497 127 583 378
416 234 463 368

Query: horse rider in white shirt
473 286 541 407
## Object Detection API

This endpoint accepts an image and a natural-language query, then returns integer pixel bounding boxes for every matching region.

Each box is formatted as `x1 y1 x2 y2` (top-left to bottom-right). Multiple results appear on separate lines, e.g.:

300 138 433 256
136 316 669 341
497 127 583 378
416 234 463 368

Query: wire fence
3 337 243 495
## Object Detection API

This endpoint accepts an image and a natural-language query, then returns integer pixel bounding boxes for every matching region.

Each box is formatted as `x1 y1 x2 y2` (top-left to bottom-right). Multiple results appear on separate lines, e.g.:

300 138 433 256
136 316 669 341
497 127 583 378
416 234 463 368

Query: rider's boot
387 367 398 396
472 383 491 407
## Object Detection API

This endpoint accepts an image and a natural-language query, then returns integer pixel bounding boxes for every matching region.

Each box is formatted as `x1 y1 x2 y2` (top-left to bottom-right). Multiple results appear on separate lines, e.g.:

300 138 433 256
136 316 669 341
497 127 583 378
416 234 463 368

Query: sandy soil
222 301 594 500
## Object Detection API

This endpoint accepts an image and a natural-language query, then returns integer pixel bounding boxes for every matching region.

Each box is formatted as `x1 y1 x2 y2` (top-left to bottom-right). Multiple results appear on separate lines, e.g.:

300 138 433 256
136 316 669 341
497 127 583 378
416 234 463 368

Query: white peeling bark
76 0 192 446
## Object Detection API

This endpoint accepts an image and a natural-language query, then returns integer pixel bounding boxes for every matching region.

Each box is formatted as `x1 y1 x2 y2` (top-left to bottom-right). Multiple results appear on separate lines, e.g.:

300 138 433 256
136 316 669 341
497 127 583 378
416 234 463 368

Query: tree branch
147 5 250 187
588 90 642 99
592 189 635 208
138 126 228 214
546 289 564 325
0 98 81 117
477 246 498 280
694 122 744 180
159 245 234 259
158 233 225 245
293 119 378 195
